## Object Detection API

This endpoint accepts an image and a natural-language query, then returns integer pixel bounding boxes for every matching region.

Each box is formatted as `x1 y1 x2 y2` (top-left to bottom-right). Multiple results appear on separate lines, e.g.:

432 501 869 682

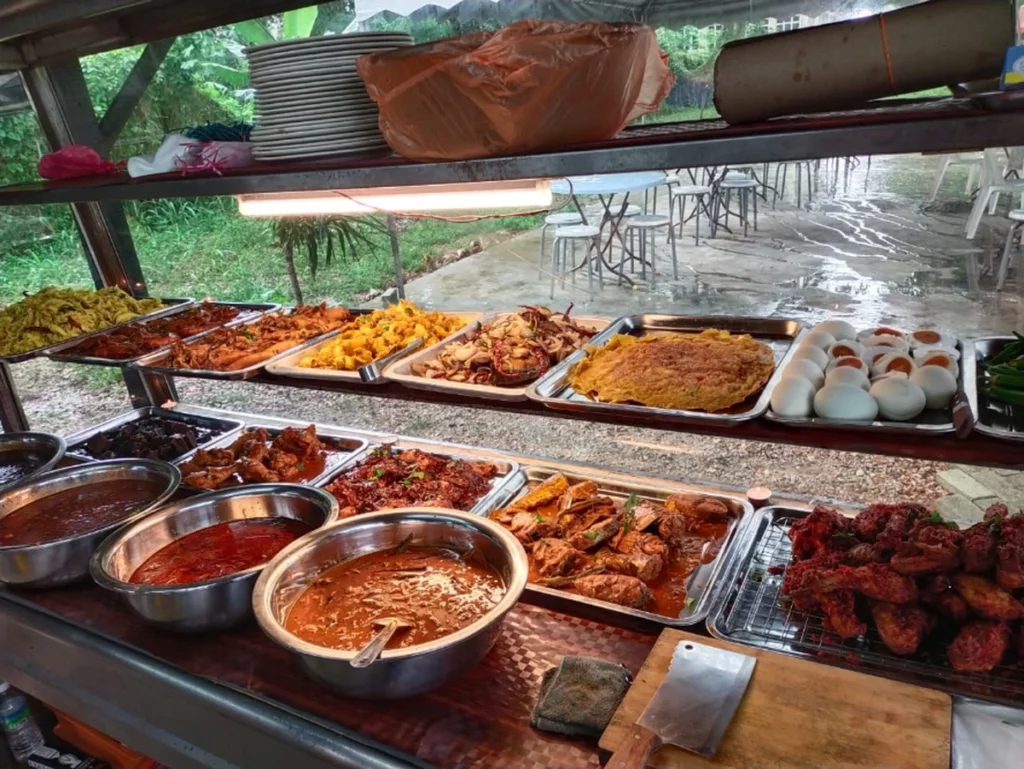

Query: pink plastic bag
357 20 674 161
38 145 122 179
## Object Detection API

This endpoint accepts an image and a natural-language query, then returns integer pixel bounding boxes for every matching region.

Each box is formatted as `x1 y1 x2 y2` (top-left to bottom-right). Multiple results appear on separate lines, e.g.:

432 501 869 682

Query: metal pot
252 507 529 699
0 432 66 493
0 459 179 588
91 484 339 633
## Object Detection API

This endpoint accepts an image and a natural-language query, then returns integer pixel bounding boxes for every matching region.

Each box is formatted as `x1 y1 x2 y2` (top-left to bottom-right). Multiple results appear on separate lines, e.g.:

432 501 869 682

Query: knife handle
606 724 663 769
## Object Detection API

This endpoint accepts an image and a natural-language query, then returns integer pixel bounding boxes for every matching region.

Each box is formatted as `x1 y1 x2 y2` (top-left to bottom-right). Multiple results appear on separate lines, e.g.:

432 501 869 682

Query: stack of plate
246 32 413 162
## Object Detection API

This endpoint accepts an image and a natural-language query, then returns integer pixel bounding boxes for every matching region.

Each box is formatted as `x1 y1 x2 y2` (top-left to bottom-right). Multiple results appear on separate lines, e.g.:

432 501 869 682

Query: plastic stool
668 185 711 245
625 214 676 285
550 224 600 297
538 212 584 278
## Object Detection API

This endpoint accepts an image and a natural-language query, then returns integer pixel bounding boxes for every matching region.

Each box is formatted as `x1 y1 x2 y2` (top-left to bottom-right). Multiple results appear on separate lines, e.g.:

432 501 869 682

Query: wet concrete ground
405 155 1024 338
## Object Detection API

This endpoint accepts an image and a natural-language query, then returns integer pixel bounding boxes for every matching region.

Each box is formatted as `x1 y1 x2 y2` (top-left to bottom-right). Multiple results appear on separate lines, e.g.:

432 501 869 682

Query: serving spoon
349 616 415 668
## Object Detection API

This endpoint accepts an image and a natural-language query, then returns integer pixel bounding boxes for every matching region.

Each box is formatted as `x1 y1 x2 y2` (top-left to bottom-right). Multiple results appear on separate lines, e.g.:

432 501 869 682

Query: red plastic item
38 145 122 179
357 20 674 161
52 709 154 769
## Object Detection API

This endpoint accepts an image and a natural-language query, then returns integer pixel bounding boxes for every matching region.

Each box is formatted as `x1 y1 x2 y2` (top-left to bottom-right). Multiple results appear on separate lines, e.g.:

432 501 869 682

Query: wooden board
600 629 952 769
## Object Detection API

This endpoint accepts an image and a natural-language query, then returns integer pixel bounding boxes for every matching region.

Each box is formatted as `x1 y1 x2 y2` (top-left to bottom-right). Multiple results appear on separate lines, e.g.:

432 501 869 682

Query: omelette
567 329 775 412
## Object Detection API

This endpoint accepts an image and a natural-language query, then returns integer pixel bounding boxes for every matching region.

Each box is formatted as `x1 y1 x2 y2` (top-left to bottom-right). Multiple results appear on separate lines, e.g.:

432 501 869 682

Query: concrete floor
404 155 1024 338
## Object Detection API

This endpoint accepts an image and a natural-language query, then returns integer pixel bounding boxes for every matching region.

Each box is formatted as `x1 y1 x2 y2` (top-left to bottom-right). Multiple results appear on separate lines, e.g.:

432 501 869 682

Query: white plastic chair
927 153 983 203
997 210 1024 290
550 225 600 296
538 212 583 278
966 149 1024 239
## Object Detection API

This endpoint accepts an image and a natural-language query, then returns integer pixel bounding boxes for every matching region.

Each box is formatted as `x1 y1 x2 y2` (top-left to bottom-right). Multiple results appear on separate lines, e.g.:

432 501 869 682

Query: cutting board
600 629 952 769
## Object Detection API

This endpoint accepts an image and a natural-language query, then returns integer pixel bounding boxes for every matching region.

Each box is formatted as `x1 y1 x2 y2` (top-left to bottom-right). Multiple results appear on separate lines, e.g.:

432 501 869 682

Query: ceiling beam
97 37 175 155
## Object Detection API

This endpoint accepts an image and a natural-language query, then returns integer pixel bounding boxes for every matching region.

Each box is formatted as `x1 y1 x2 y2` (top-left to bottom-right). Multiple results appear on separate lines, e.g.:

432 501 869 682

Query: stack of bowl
246 31 413 162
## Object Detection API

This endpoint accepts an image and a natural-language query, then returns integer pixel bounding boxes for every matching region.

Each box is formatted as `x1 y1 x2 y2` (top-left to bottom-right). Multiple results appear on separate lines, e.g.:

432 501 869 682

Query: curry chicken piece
573 575 653 609
532 538 585 578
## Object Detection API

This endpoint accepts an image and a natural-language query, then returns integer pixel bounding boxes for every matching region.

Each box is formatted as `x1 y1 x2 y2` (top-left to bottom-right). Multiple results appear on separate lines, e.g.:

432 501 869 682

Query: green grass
0 199 544 307
637 104 720 125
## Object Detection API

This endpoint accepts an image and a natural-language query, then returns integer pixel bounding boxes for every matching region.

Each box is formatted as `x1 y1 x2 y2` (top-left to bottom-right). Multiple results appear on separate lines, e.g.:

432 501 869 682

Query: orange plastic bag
356 20 674 161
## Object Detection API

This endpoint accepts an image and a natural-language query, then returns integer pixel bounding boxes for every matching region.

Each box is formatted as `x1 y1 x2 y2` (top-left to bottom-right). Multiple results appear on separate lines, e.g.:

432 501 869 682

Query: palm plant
272 217 382 303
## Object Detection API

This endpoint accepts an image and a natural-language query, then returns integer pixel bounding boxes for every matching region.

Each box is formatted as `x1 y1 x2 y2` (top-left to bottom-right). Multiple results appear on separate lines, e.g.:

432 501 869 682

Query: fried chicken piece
819 591 866 639
228 427 269 454
984 502 1010 522
801 563 919 604
851 504 893 542
870 601 930 656
179 447 234 473
532 538 585 578
613 530 669 559
875 503 930 552
890 521 963 575
920 575 970 624
844 542 884 565
593 550 664 582
948 621 1011 672
780 553 844 611
996 522 1024 590
183 465 236 489
961 521 997 573
788 505 849 560
236 458 279 483
951 573 1024 621
272 425 324 462
574 574 653 609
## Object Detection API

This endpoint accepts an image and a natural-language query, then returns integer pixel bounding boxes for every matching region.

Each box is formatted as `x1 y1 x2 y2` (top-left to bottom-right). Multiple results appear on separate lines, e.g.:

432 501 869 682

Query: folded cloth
531 656 632 738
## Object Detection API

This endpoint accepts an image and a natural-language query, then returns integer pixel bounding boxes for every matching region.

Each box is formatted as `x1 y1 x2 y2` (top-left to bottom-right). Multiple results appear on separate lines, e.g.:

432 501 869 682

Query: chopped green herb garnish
371 446 390 458
583 530 600 541
534 513 546 523
624 494 639 513
409 471 425 480
684 596 697 612
239 327 255 341
372 467 386 479
295 462 304 472
922 512 946 525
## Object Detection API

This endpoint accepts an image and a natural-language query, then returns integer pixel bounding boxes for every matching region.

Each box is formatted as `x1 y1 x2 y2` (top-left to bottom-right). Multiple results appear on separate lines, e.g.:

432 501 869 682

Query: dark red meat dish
780 502 1024 672
325 445 499 517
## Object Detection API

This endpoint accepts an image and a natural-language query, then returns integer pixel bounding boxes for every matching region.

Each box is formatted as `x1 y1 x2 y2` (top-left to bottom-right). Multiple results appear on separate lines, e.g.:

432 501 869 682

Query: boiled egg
861 334 910 352
802 329 837 351
814 385 879 421
872 351 917 377
870 377 926 421
909 328 956 351
910 366 957 410
828 340 864 360
783 359 826 390
825 366 870 391
861 346 896 371
791 344 828 370
770 377 816 417
826 355 870 375
857 326 907 343
913 348 960 378
812 320 857 342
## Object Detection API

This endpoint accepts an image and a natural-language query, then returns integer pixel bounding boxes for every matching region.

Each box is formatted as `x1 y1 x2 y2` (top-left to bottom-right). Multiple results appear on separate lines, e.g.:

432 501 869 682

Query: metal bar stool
550 224 600 297
625 214 676 286
773 161 815 209
668 185 711 245
538 212 584 278
713 174 759 237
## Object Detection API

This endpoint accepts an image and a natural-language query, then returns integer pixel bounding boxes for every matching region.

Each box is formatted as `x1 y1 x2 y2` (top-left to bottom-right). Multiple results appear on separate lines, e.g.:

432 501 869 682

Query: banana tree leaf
234 19 274 46
200 63 250 89
283 6 319 40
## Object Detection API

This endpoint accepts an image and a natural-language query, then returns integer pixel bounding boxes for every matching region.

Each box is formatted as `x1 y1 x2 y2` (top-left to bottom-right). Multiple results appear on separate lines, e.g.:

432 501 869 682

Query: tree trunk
282 242 304 304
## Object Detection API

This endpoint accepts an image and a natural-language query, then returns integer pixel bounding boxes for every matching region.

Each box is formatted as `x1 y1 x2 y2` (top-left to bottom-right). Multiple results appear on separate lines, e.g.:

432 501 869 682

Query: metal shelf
247 372 1023 469
1 102 1021 206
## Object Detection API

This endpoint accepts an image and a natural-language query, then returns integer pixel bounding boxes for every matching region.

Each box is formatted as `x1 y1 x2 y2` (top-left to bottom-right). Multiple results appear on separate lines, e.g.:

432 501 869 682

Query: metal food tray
64 407 245 466
130 308 344 381
707 505 1024 706
765 338 973 434
265 311 481 385
315 438 521 515
177 423 369 492
965 336 1024 443
0 297 194 364
46 301 280 367
383 312 613 402
476 466 751 630
526 315 806 424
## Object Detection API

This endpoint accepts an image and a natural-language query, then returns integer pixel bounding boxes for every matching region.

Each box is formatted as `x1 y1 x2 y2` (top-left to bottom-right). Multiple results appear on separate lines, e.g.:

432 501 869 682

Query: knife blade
607 640 756 769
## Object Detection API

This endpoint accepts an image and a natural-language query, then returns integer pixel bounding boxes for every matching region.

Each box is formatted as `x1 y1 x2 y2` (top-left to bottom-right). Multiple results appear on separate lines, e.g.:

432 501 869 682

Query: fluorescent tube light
237 179 552 217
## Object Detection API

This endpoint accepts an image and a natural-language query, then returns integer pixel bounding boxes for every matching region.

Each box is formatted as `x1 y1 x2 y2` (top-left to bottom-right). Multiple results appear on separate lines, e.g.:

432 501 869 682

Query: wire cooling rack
708 507 1024 705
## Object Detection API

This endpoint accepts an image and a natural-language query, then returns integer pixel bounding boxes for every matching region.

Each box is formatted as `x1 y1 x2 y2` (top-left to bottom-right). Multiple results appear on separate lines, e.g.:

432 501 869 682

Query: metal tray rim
130 308 346 381
47 301 281 367
0 297 195 364
478 464 754 628
383 311 615 402
526 314 807 425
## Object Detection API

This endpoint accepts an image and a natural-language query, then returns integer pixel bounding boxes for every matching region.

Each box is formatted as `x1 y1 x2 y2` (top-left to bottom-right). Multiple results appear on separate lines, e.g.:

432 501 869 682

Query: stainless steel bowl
0 459 179 588
252 507 529 699
91 484 339 633
0 432 66 493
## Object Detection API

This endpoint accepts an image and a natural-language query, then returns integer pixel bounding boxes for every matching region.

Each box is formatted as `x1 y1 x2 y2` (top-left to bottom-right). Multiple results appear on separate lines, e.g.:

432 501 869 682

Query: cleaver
607 640 756 769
